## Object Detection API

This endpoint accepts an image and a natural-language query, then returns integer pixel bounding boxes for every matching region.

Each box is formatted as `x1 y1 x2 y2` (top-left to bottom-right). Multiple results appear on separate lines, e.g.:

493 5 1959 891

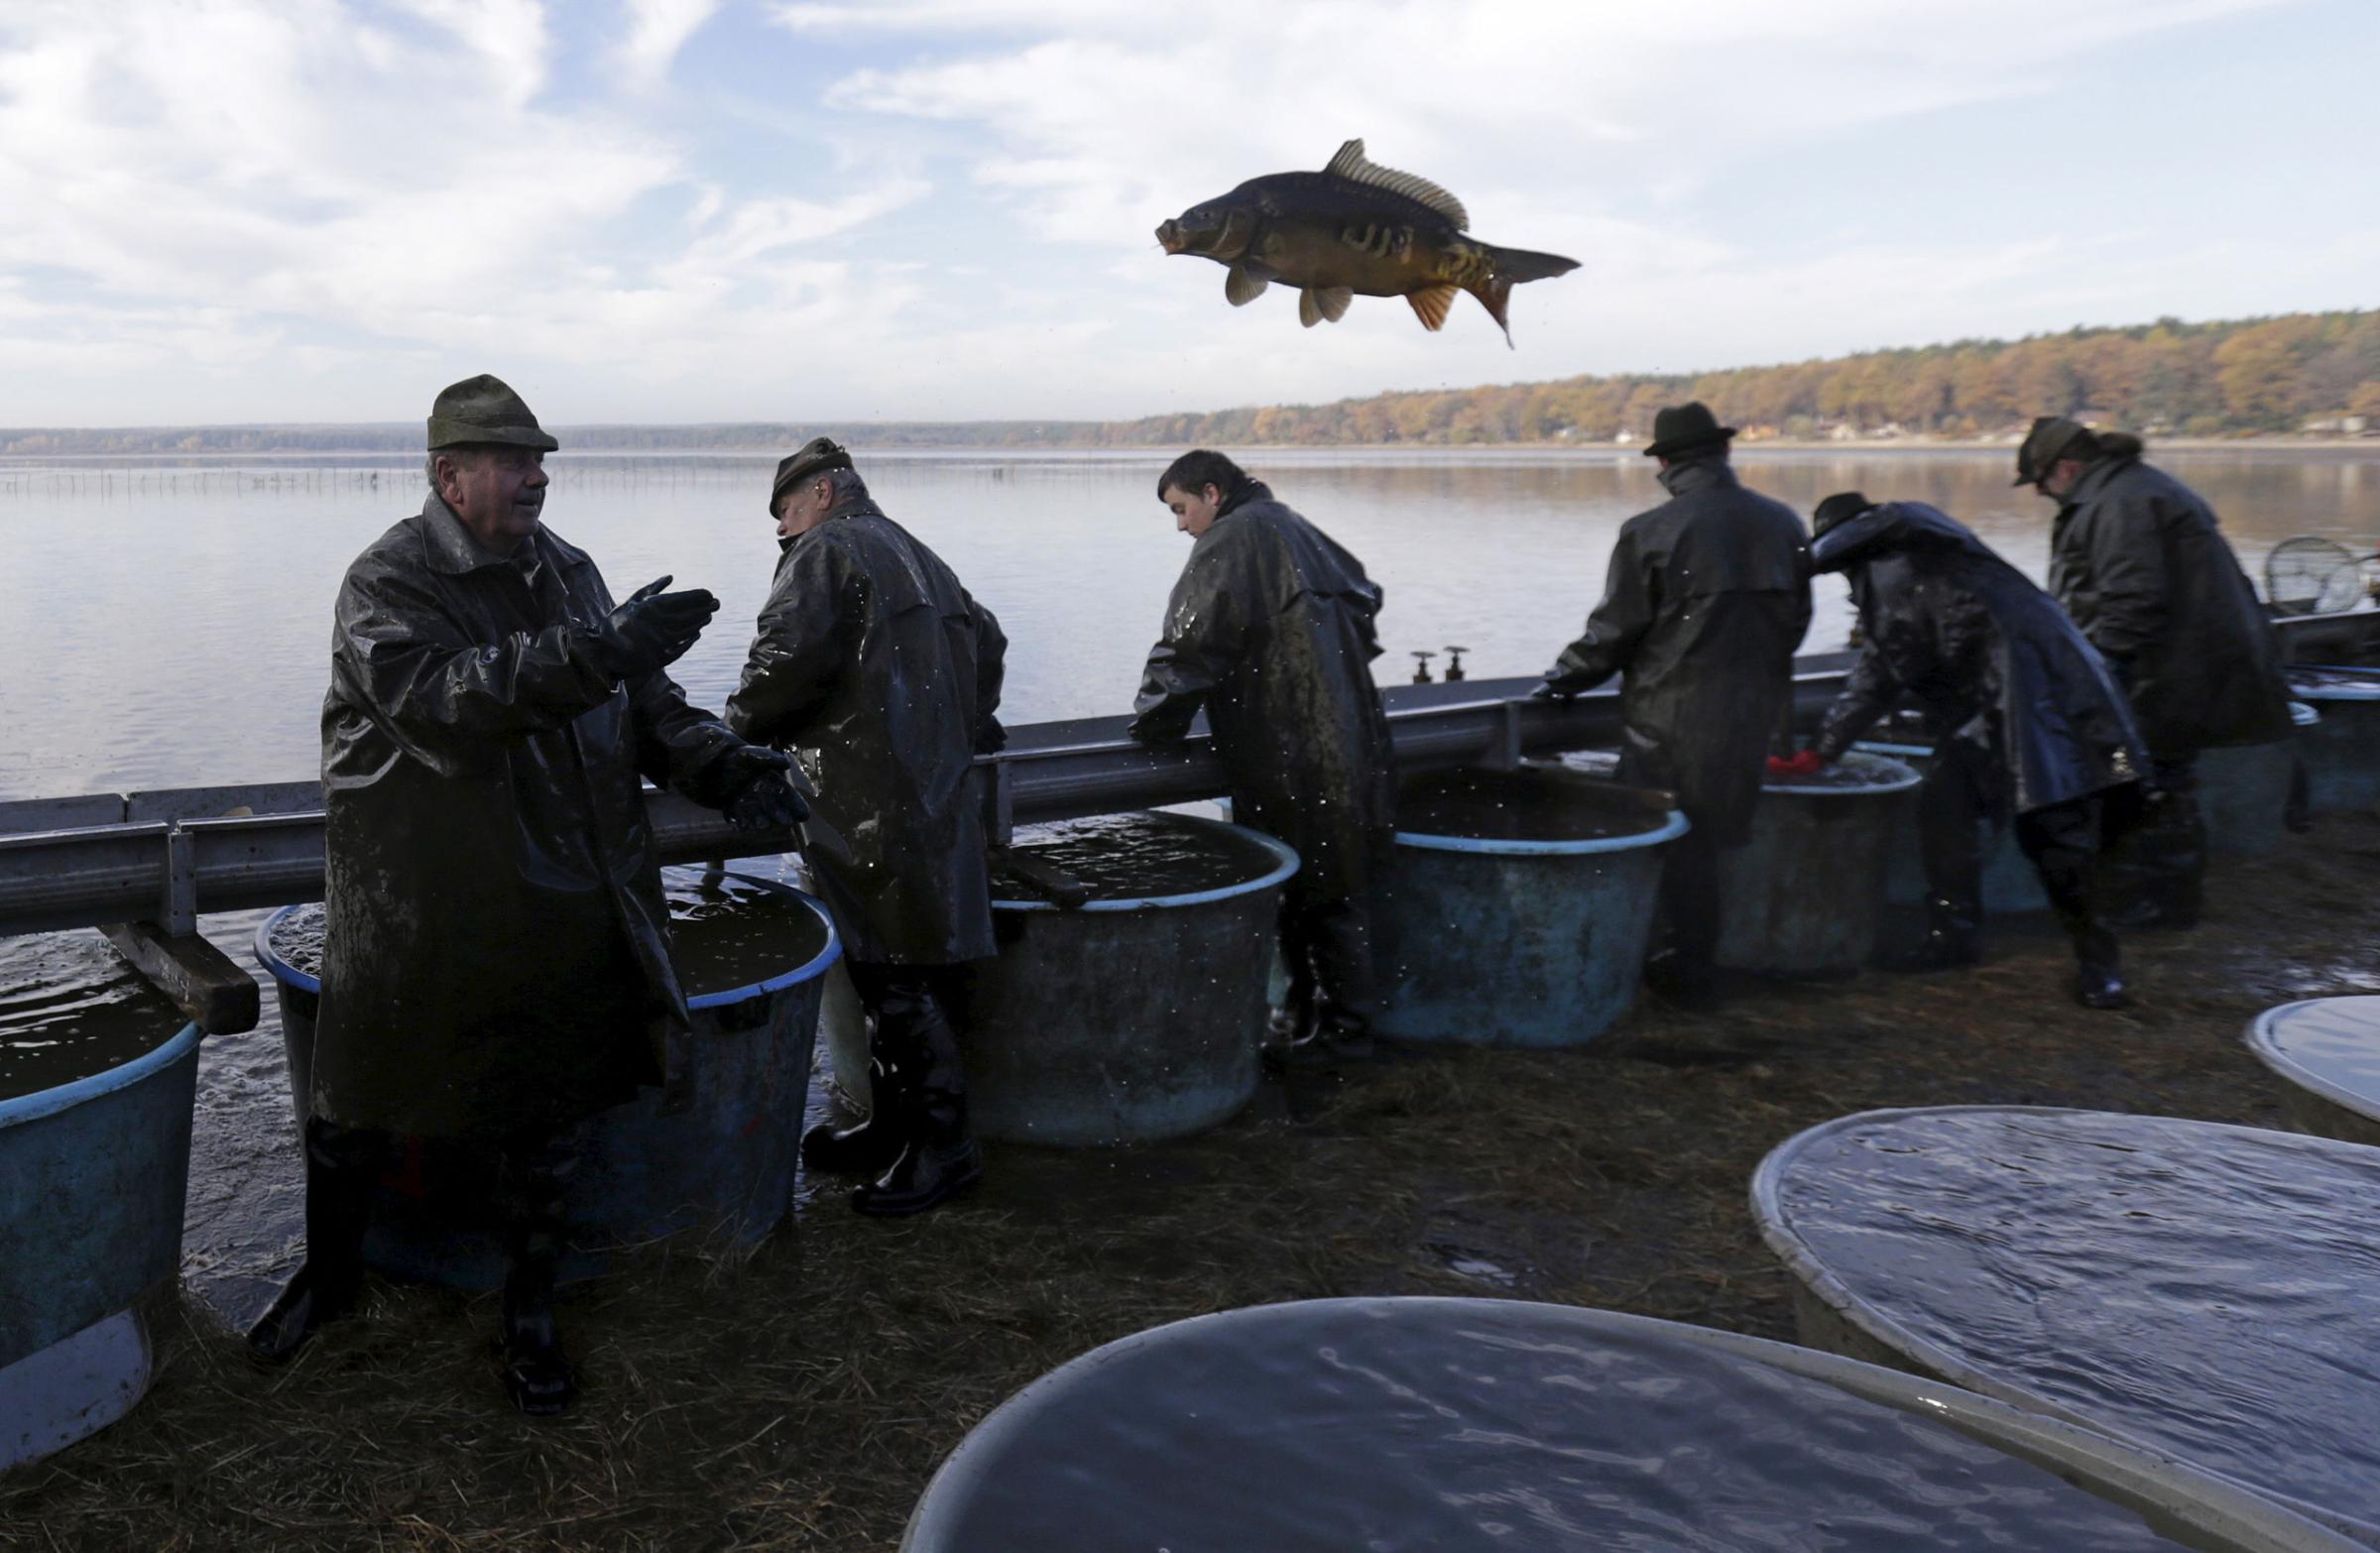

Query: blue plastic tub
1853 741 2050 916
2197 701 2318 857
1377 767 1686 1046
2289 668 2380 815
1718 751 1922 976
1 1017 200 1471
255 872 838 1288
824 812 1297 1147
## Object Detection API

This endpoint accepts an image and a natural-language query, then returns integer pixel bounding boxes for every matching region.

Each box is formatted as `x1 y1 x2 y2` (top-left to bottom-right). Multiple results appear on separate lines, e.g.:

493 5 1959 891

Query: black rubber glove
590 575 718 681
975 715 1009 755
720 747 810 833
1528 680 1578 701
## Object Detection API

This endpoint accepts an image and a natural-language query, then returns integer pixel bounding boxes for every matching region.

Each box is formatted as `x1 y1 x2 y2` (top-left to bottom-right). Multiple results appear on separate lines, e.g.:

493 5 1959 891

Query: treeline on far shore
5 307 2376 458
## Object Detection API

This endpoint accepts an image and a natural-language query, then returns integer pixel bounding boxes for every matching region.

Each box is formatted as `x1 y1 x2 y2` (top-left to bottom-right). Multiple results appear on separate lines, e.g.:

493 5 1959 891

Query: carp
1154 139 1579 346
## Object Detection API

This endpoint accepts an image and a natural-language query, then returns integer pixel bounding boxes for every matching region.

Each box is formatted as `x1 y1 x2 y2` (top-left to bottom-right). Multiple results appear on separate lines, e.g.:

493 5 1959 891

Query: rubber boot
496 1136 579 1417
852 986 982 1218
247 1119 384 1365
1895 892 1981 972
2038 857 2129 1011
801 1057 908 1177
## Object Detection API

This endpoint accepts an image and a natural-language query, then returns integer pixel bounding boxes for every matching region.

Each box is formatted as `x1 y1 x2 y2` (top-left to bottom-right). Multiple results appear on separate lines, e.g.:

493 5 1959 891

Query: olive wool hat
770 436 855 515
426 374 558 452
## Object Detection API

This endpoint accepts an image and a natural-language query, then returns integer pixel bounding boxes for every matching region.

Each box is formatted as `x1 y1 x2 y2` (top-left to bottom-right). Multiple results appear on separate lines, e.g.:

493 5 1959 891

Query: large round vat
1718 750 1921 975
1754 1106 2380 1544
1 930 200 1471
902 1295 2346 1552
2288 667 2380 815
1376 767 1684 1046
255 869 838 1288
825 812 1295 1147
2245 996 2380 1147
1852 740 2048 917
2197 702 2319 857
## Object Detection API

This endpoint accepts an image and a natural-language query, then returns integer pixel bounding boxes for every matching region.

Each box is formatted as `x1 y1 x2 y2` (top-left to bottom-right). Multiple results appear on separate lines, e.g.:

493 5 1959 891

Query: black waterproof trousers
2097 754 2204 922
845 961 971 1099
1918 747 2118 969
1276 894 1382 1040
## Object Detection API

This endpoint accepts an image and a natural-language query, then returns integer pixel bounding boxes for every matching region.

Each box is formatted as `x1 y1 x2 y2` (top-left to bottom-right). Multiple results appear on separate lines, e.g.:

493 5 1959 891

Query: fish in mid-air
1154 139 1579 347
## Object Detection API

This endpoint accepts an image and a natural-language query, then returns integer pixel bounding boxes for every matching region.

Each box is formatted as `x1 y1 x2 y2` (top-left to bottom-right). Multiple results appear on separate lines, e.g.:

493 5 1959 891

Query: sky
0 0 2373 426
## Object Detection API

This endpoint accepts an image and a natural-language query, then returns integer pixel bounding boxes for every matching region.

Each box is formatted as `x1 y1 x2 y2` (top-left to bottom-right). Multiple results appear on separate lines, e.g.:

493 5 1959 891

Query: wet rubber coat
1376 769 1685 1046
256 877 838 1288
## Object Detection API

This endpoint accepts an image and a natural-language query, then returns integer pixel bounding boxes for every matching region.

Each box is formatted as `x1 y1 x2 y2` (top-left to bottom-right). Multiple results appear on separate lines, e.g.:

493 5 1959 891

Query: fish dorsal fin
1406 284 1456 332
1323 138 1469 230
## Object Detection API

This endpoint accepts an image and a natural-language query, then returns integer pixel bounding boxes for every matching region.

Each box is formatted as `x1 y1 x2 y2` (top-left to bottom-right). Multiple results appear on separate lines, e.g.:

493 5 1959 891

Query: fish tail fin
1465 275 1516 348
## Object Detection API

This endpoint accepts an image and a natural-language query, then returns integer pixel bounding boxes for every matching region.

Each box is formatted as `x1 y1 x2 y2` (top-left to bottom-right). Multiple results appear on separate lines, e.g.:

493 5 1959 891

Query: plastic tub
1754 1105 2380 1544
901 1296 2349 1552
1 927 200 1471
1376 766 1685 1045
1851 741 2048 917
2197 701 2319 857
1716 750 1921 975
824 812 1295 1147
255 870 838 1288
2287 667 2380 815
2245 996 2380 1147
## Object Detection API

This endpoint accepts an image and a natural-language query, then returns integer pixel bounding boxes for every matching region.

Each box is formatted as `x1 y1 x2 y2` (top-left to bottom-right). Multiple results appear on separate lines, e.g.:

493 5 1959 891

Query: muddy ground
6 813 2379 1551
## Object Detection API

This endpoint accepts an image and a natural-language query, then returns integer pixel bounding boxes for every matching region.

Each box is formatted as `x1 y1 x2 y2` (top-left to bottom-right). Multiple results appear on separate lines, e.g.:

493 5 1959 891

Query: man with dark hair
2015 418 2294 927
1131 449 1395 1065
1797 492 2145 1007
728 437 1008 1217
259 374 807 1415
1537 403 1811 1006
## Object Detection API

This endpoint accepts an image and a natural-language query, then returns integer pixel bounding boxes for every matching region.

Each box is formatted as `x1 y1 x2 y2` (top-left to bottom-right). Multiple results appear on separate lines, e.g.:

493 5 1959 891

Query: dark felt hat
1812 491 1874 538
2012 416 2095 487
770 436 855 514
425 374 558 452
1643 401 1735 459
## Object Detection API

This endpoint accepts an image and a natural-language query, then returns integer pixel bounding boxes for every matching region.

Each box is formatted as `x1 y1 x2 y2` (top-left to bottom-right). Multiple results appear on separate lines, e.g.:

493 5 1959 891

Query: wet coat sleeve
1544 526 1653 691
2072 498 2168 670
1812 646 1901 761
331 562 618 776
725 540 853 745
1129 539 1250 743
628 669 746 804
971 591 1009 729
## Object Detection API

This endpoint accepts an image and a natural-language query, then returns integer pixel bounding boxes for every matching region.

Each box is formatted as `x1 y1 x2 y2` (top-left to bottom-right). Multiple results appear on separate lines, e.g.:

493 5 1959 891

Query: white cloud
614 0 722 87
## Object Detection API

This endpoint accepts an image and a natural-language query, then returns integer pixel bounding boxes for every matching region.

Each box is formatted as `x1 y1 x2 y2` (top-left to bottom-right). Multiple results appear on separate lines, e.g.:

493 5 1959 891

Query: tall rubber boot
497 1135 580 1416
1895 891 1981 972
801 1056 908 1177
2038 855 2129 1011
852 984 982 1218
247 1118 386 1365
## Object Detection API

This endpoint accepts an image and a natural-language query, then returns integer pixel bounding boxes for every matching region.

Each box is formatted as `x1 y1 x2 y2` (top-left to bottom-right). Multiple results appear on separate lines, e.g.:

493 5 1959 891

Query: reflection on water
911 1297 2201 1551
1763 1107 2380 1542
2 447 2375 799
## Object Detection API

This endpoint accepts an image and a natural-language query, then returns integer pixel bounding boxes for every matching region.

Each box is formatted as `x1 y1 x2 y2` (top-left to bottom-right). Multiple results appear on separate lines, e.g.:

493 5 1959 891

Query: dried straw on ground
7 814 2379 1550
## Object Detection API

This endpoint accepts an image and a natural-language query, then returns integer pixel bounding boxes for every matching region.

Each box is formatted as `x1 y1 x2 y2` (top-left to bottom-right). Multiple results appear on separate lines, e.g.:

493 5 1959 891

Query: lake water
3 445 2376 801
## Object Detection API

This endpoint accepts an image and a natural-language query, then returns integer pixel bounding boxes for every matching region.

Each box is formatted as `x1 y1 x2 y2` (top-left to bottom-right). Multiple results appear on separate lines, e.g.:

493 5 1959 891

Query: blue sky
0 0 2372 426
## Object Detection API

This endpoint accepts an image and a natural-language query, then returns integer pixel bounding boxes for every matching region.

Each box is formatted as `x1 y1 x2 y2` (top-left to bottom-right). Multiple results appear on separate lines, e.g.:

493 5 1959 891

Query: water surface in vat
0 931 187 1103
919 1299 2202 1551
2255 997 2380 1110
2289 667 2380 692
1762 1108 2380 1540
264 866 827 998
989 811 1271 901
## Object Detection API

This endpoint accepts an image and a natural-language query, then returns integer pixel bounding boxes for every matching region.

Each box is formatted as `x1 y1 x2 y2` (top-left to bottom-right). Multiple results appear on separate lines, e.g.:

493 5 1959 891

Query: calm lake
4 444 2376 801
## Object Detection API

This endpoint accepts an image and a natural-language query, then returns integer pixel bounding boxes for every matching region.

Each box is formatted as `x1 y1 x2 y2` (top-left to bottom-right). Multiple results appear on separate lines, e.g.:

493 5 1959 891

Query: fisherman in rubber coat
726 438 1008 1218
251 375 809 1415
1798 493 2148 1008
1538 403 1812 1006
2015 418 2294 928
1130 449 1396 1065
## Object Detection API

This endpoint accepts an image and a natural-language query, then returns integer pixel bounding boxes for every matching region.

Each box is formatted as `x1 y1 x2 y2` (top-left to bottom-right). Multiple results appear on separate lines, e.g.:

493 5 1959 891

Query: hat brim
1642 428 1735 459
770 452 855 510
427 420 560 453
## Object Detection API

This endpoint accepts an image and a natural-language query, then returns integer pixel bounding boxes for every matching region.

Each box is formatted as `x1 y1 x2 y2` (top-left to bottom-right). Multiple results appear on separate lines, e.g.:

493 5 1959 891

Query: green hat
426 374 559 452
770 436 854 515
2012 416 2095 487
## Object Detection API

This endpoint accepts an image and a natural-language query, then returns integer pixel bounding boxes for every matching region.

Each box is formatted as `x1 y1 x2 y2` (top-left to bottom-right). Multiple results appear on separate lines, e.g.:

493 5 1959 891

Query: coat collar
419 492 589 575
778 494 886 553
1656 455 1738 499
2065 451 2139 510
